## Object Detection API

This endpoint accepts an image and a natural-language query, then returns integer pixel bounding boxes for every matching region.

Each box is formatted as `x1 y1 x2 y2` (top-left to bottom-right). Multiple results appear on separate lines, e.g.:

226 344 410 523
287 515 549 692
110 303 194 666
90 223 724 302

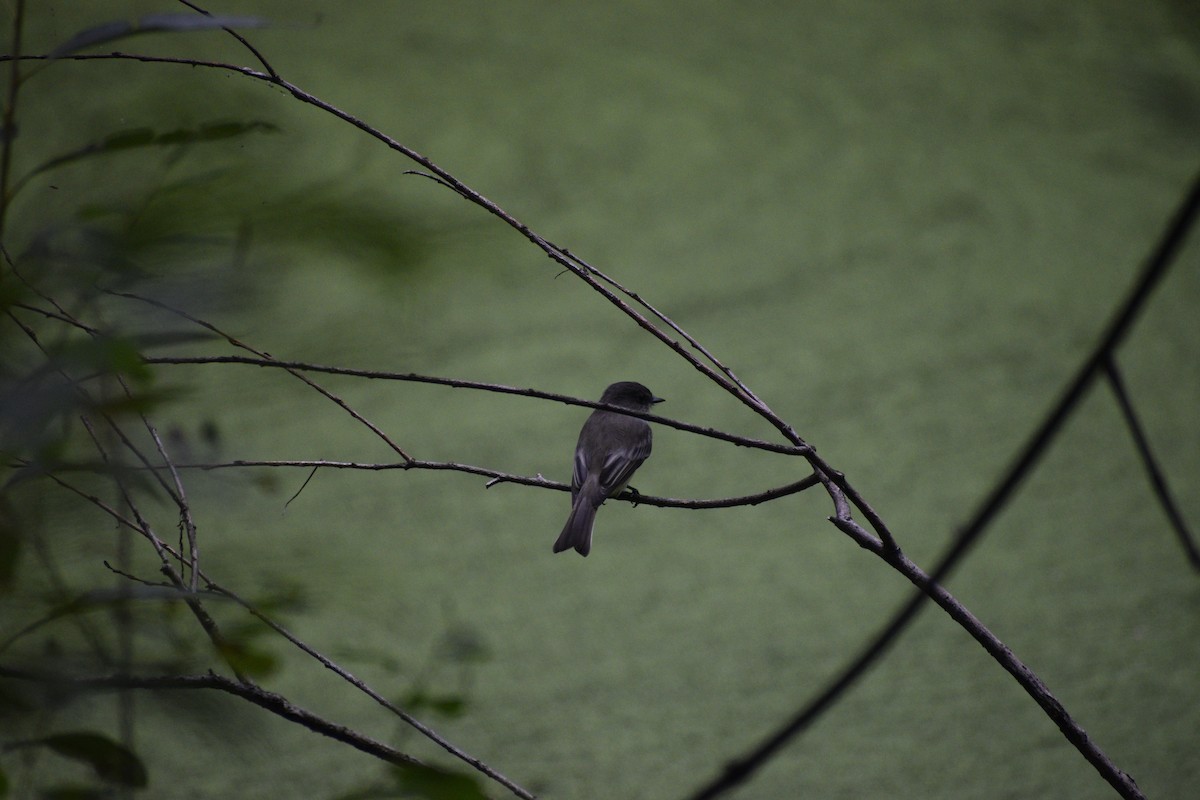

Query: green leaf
0 498 22 590
0 764 8 797
92 387 183 417
50 14 271 58
39 732 148 788
214 639 279 679
198 121 278 141
102 128 156 150
399 690 468 720
391 763 488 800
49 335 153 386
98 336 152 385
36 787 110 800
13 122 278 200
0 682 36 717
437 626 490 665
427 696 467 718
0 585 214 655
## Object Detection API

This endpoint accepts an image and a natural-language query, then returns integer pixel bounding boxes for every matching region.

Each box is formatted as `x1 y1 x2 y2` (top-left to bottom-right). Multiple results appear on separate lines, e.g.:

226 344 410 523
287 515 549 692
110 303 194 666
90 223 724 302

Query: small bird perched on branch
554 381 663 557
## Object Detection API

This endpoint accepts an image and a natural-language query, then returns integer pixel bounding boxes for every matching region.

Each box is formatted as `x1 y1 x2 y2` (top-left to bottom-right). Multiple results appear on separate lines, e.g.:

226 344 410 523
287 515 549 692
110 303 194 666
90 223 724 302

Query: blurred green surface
3 2 1198 798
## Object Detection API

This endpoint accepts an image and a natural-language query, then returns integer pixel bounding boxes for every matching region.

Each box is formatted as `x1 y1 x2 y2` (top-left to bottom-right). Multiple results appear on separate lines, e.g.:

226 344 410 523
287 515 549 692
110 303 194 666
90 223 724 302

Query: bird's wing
595 429 652 497
570 445 589 497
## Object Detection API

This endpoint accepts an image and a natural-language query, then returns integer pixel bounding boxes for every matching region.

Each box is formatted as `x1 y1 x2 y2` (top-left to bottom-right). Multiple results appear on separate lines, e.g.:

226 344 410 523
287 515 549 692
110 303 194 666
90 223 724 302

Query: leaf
400 690 468 720
198 121 278 141
13 122 277 200
0 498 21 590
0 585 214 655
427 696 467 718
50 14 271 58
91 386 184 418
97 336 153 385
49 20 130 58
437 626 490 665
36 787 111 800
214 639 279 679
0 683 36 717
102 128 156 150
391 763 489 800
38 732 148 788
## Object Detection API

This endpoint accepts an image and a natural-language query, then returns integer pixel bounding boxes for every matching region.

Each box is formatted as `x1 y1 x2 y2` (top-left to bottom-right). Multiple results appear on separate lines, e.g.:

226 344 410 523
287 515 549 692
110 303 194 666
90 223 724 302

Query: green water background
6 2 1200 798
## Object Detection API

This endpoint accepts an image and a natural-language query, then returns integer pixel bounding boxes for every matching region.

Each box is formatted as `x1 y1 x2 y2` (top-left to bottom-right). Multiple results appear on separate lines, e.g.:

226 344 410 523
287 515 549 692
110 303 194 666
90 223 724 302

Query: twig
0 0 24 238
203 583 536 800
137 411 201 590
2 49 812 449
5 33 1185 800
173 0 280 79
20 462 535 797
54 456 820 510
562 251 769 411
687 167 1200 800
1103 354 1199 569
5 298 202 587
140 353 810 456
0 665 424 770
870 534 1143 800
109 290 416 463
23 463 250 684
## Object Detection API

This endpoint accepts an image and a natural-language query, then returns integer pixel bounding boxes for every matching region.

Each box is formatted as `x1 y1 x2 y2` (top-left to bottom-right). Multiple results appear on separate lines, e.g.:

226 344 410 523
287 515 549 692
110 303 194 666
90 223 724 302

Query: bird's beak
652 396 665 404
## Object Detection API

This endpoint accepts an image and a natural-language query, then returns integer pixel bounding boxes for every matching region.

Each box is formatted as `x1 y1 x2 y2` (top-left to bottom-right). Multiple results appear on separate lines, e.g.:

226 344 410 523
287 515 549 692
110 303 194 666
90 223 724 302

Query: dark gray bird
553 381 663 557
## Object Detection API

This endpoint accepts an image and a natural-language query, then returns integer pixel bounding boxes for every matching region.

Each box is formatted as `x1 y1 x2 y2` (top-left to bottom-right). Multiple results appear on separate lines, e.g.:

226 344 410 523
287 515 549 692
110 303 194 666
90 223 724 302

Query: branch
5 36 1184 799
876 540 1143 799
202 584 535 799
173 0 280 79
687 167 1200 800
35 456 820 510
1103 354 1199 569
110 290 415 463
0 664 423 770
140 354 809 456
22 463 536 797
26 462 251 684
1 50 810 446
0 0 25 238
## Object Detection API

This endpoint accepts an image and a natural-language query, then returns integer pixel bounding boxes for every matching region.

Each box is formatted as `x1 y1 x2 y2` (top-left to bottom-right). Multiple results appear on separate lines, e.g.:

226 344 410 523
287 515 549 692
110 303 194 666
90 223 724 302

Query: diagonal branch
109 290 416 463
4 34 1189 800
1103 355 1199 569
687 167 1200 800
203 583 535 799
0 665 424 770
21 462 536 798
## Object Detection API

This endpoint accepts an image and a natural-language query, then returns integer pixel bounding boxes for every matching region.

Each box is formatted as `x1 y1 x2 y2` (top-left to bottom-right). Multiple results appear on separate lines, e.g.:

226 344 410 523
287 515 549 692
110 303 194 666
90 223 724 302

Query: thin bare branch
0 665 424 770
688 168 1200 800
6 298 202 587
1103 354 1199 569
563 251 769 410
137 412 200 590
204 583 536 800
110 290 416 463
0 0 25 238
21 462 249 683
0 50 812 449
2 34 1180 800
141 353 810 456
24 461 532 795
173 0 280 79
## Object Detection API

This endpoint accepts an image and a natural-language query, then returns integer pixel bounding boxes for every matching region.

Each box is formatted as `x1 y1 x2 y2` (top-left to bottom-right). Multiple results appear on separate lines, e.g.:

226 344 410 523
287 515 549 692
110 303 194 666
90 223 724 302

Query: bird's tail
553 493 600 557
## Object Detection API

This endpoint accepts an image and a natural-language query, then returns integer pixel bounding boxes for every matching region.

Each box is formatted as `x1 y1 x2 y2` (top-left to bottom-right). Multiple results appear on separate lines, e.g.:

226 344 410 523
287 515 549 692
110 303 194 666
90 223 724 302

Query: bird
553 381 663 557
